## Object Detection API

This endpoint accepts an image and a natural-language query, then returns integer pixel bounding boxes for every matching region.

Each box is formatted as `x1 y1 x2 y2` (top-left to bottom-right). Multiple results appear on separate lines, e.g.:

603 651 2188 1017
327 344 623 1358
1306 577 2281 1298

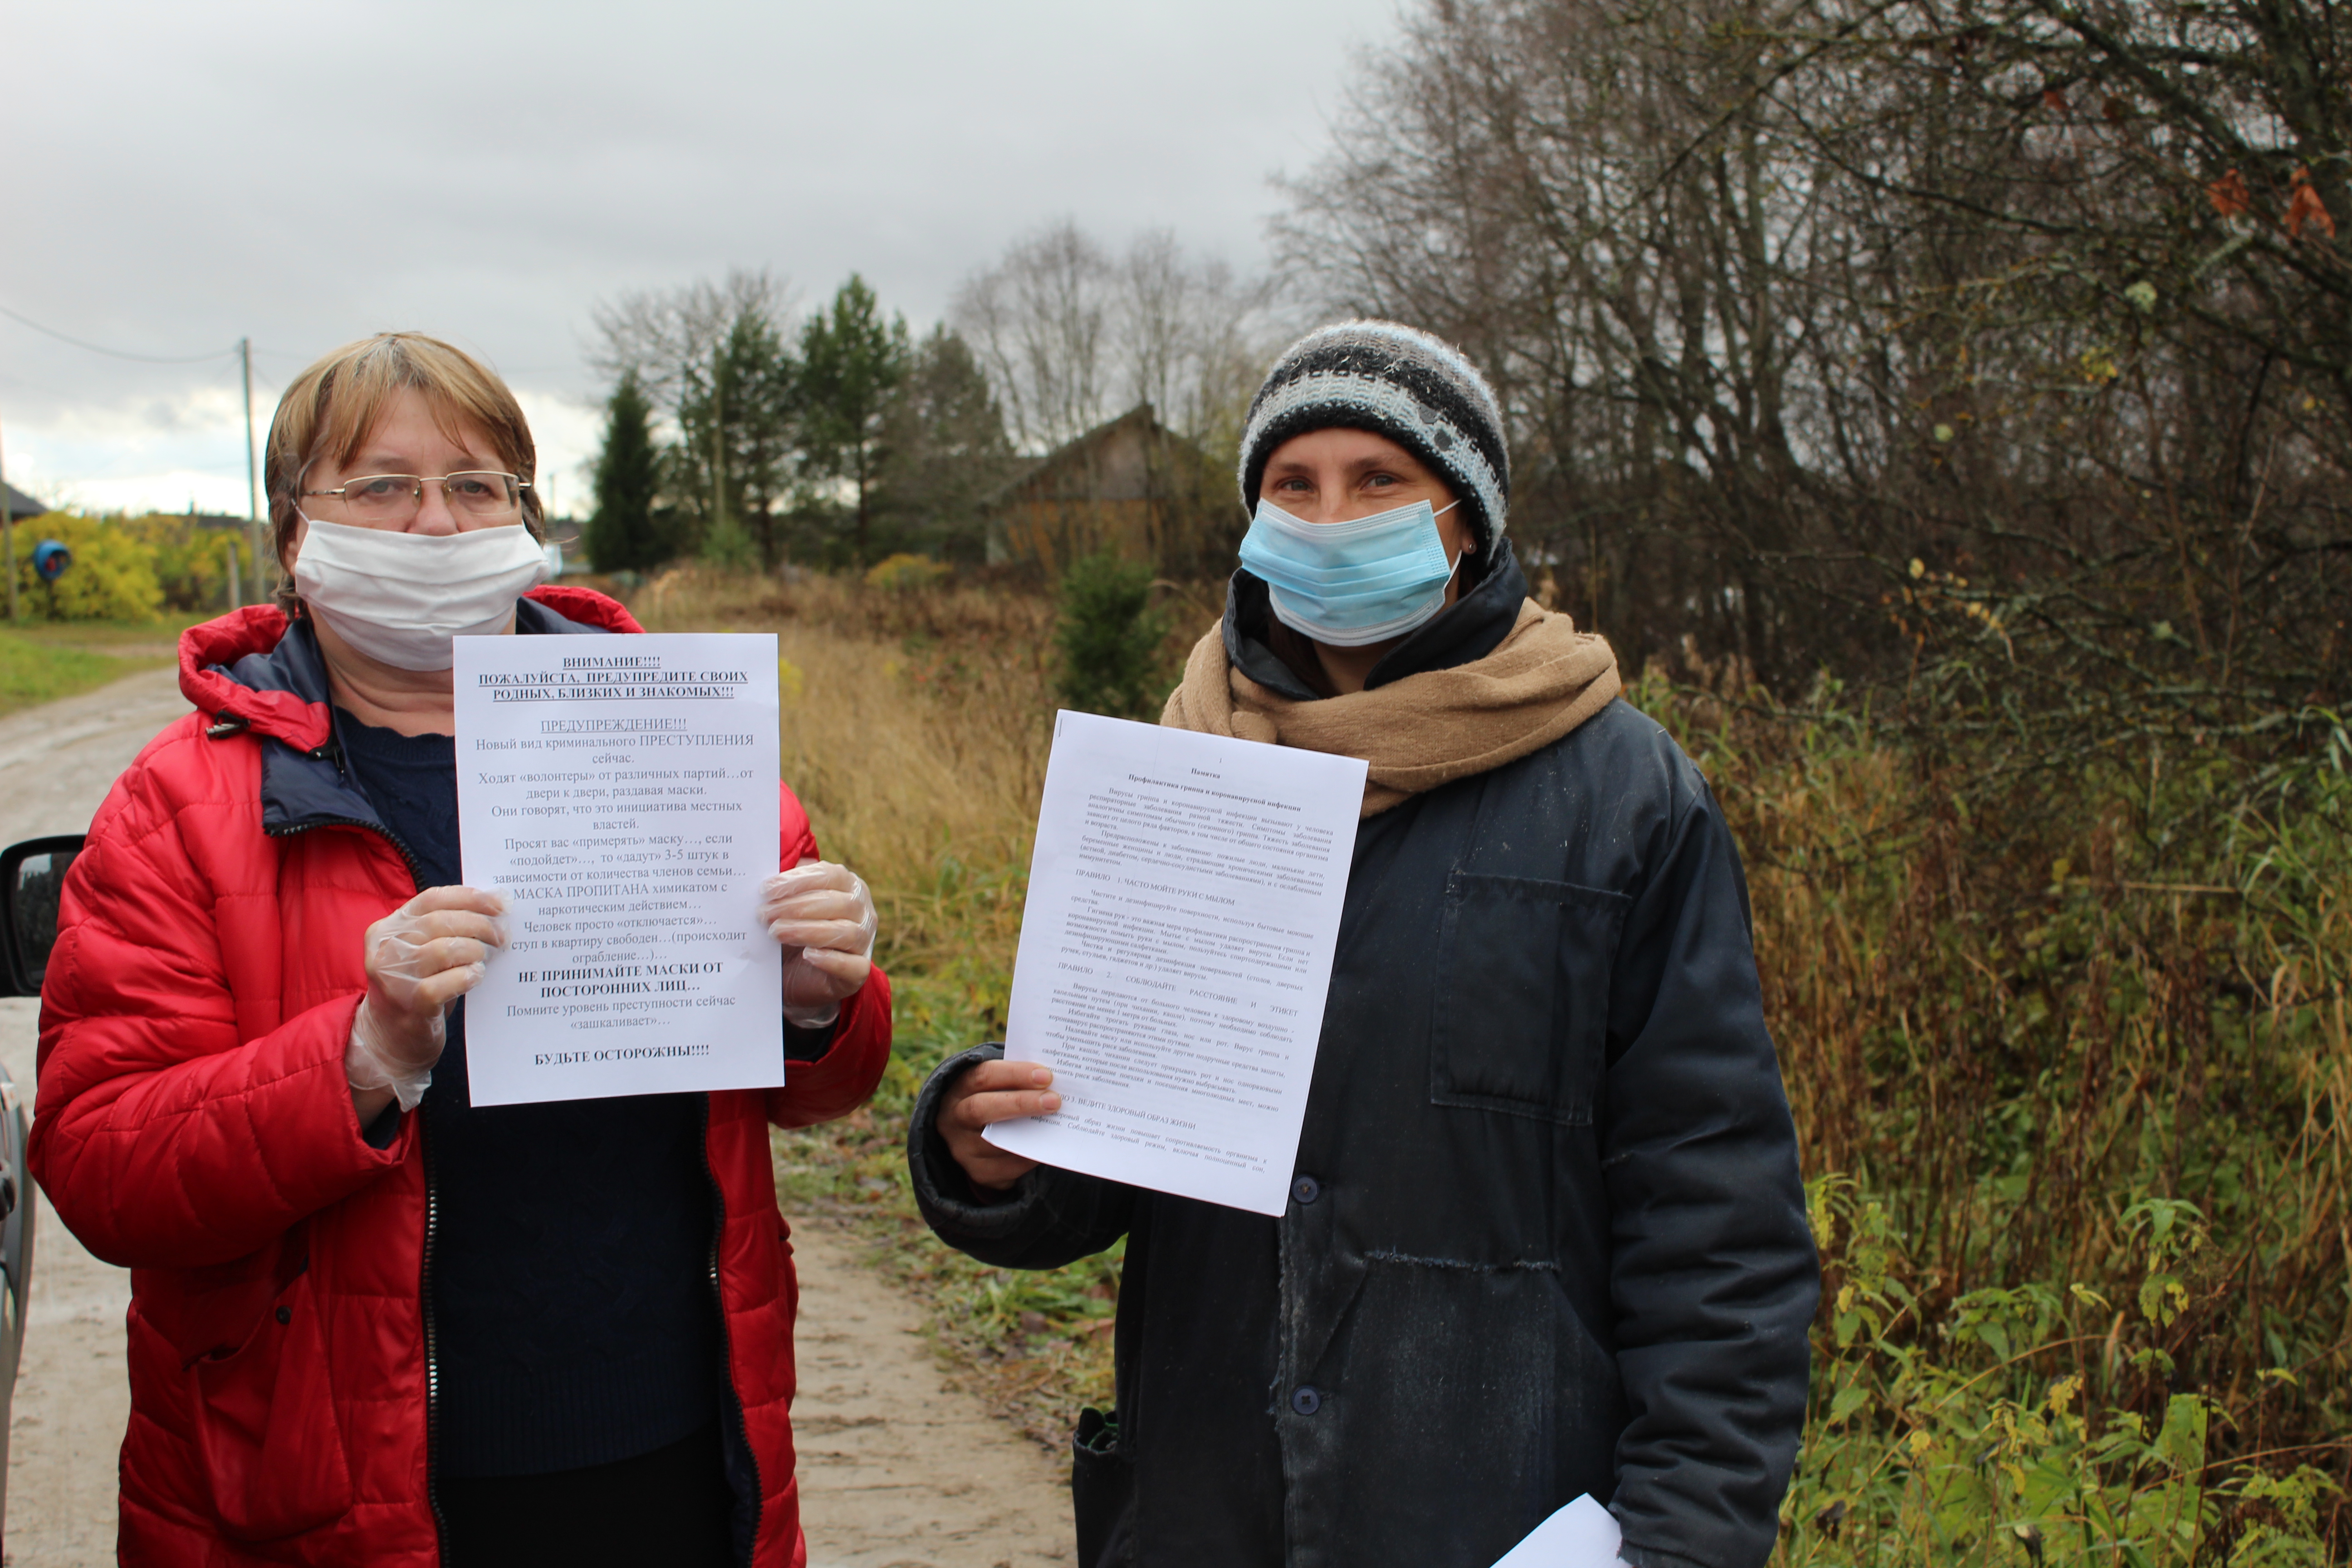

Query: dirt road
0 666 1071 1567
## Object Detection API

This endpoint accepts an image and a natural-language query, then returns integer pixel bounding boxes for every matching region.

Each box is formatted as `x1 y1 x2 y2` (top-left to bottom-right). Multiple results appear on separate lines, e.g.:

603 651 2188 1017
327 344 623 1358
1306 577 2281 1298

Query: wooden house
986 403 1235 578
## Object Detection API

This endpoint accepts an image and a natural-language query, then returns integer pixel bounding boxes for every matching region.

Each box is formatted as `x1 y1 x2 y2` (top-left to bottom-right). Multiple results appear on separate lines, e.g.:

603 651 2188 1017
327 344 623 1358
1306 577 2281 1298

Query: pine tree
674 312 795 569
797 275 911 567
585 371 665 574
874 326 1017 563
1054 551 1168 719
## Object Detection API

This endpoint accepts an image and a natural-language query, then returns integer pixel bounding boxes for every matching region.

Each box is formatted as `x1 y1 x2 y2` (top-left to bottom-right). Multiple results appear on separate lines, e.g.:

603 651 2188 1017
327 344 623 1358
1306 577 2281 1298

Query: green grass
0 629 170 717
6 611 213 654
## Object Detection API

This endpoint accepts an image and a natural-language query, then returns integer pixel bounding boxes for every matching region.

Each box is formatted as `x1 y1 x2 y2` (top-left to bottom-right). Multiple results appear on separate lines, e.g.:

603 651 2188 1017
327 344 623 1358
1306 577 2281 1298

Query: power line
0 301 239 365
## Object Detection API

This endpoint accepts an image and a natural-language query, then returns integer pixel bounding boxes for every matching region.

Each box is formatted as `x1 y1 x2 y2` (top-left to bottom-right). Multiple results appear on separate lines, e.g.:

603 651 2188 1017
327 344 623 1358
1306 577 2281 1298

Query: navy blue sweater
338 715 721 1478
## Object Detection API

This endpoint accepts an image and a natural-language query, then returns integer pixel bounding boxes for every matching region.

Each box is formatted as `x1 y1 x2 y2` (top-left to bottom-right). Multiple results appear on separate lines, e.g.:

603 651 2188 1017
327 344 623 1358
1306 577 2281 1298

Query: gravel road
0 666 1072 1567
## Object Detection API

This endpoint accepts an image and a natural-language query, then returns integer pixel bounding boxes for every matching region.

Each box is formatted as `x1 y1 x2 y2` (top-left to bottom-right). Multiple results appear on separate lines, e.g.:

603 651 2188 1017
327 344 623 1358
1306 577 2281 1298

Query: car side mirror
0 836 85 998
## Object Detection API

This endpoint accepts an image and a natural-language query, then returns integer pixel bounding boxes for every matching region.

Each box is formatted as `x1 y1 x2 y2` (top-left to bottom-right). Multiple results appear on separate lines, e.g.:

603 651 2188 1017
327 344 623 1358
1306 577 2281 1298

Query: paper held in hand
983 710 1367 1216
454 632 784 1107
1491 1495 1622 1568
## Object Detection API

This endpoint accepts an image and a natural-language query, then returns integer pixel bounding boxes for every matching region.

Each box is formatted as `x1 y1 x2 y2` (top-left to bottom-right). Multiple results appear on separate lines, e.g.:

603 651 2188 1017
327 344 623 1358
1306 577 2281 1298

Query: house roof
3 480 46 522
994 403 1200 506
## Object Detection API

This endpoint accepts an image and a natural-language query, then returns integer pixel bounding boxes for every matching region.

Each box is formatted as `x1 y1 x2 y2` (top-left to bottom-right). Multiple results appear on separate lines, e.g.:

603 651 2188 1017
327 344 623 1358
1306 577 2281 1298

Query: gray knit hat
1236 320 1510 547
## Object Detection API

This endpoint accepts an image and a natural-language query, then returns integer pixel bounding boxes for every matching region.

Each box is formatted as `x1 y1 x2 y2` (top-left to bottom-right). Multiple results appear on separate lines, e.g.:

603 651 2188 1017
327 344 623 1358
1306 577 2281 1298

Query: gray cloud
0 0 1387 510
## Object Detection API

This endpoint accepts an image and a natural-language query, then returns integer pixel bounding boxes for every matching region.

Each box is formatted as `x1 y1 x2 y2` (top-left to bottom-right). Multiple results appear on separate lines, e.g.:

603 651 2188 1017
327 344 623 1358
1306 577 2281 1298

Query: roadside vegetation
7 511 258 624
0 508 245 711
1256 0 2352 1553
1660 662 2350 1567
0 630 168 717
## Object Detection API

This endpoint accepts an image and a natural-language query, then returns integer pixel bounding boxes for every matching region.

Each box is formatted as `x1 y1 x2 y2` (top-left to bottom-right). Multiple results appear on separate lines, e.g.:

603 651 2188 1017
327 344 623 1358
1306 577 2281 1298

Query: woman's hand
348 886 509 1122
938 1059 1061 1192
762 859 877 1028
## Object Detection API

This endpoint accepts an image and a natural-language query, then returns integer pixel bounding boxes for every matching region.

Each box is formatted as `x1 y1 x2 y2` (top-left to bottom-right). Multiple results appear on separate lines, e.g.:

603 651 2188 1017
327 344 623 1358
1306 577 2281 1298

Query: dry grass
635 565 1054 972
639 565 1123 1439
1642 664 2352 1562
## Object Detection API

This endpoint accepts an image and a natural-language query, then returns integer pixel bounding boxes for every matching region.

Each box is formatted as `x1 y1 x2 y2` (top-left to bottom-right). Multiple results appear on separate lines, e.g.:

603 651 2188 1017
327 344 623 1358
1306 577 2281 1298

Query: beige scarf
1160 600 1623 817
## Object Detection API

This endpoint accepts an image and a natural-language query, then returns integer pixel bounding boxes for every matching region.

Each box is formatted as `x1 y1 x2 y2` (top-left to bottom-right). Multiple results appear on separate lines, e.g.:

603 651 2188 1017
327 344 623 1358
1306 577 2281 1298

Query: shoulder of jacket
1480 700 1725 869
778 779 814 854
1539 698 1705 795
91 710 263 846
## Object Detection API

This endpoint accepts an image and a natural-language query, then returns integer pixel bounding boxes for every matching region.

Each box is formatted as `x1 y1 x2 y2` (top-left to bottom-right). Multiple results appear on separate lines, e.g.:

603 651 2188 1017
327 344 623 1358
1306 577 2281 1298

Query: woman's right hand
347 886 509 1120
938 1059 1061 1193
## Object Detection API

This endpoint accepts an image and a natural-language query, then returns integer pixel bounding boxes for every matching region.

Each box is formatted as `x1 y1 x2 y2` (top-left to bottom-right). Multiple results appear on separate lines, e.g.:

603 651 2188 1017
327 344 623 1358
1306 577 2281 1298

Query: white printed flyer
452 632 784 1107
984 710 1367 1215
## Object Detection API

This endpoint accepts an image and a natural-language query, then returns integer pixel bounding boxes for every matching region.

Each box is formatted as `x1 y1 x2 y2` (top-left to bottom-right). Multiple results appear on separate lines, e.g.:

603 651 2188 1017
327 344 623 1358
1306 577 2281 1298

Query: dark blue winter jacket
909 544 1818 1568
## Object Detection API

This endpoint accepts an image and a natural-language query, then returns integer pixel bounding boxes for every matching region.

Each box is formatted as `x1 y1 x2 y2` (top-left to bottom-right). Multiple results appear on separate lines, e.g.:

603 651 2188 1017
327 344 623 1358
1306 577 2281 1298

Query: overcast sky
0 0 1393 517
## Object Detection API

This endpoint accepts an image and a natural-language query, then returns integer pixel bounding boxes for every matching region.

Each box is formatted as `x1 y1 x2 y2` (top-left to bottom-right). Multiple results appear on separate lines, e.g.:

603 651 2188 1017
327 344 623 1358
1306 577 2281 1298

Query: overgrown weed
1639 653 2351 1562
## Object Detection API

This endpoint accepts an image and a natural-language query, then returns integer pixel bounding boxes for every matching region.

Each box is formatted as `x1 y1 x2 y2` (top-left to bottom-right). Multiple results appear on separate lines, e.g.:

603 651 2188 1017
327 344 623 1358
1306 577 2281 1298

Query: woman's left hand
761 858 877 1027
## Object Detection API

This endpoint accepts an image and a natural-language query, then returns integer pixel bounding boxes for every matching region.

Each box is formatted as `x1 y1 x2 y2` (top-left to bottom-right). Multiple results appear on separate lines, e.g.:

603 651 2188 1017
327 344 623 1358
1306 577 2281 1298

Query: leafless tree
1117 232 1281 452
951 223 1115 452
1276 0 2352 721
953 222 1282 456
588 269 792 412
587 269 797 561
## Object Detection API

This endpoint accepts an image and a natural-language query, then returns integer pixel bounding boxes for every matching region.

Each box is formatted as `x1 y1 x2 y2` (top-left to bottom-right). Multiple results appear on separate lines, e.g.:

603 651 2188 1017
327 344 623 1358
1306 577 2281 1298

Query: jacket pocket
1071 1407 1137 1568
1428 871 1627 1125
188 1266 354 1542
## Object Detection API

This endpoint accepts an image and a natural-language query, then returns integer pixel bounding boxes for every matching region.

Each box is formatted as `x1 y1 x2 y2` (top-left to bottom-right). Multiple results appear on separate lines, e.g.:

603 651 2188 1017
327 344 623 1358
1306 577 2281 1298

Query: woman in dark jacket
911 321 1818 1568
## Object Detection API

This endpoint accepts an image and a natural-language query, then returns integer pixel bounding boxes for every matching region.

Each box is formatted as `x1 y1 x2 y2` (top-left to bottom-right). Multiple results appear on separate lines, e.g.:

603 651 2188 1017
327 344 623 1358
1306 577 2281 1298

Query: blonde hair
265 332 542 608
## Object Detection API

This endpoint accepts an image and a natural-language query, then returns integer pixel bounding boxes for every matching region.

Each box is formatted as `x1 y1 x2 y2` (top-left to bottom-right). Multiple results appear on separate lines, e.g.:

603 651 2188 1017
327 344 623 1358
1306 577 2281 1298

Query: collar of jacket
1222 534 1532 701
176 587 643 840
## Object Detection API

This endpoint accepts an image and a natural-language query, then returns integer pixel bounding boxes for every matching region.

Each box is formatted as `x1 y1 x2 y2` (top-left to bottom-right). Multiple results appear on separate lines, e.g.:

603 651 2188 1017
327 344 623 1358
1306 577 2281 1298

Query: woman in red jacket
28 332 890 1568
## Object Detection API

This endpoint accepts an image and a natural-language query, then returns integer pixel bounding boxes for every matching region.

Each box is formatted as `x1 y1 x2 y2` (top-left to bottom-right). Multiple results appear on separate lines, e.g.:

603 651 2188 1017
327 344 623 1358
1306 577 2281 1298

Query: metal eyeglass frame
299 472 534 519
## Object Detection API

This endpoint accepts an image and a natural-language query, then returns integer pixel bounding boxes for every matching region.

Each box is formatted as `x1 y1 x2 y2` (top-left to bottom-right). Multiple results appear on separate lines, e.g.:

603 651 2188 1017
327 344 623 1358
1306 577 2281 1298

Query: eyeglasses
302 472 530 524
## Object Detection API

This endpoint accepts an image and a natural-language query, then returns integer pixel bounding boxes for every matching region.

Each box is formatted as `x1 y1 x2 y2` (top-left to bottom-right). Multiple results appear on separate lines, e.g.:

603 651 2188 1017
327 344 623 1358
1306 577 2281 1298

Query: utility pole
0 402 16 624
242 338 261 606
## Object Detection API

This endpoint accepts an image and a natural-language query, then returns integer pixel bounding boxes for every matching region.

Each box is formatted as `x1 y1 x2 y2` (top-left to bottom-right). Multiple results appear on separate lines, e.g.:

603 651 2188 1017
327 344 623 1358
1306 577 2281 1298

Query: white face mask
292 516 549 671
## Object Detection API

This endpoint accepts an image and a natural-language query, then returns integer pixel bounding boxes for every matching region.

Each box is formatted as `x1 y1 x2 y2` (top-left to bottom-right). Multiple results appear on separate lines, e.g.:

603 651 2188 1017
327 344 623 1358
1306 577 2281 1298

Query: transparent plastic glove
760 859 876 1030
347 887 510 1112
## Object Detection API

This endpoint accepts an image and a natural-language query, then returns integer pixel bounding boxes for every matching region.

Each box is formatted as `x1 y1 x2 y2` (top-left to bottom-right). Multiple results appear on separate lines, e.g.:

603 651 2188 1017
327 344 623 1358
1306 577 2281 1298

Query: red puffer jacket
28 587 888 1567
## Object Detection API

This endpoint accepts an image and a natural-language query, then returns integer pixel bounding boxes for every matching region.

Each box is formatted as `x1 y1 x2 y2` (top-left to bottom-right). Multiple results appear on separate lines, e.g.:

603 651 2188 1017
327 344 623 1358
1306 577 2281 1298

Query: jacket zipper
702 1098 763 1566
421 1130 449 1558
270 798 452 1561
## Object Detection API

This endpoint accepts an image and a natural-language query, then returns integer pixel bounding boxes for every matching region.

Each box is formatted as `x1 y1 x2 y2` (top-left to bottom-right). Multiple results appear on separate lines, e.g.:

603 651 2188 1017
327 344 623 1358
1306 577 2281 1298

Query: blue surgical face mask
1237 496 1464 647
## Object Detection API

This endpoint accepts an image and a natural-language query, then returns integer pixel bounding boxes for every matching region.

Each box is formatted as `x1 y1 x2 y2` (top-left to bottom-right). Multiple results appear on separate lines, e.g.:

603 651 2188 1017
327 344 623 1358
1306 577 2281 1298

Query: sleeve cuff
784 1014 838 1063
358 1102 405 1151
906 1043 1055 1242
1617 1542 1709 1568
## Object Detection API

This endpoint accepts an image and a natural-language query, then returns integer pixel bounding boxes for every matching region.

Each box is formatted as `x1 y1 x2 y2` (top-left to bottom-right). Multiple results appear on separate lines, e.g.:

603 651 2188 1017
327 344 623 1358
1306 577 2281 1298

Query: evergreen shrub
1054 551 1166 720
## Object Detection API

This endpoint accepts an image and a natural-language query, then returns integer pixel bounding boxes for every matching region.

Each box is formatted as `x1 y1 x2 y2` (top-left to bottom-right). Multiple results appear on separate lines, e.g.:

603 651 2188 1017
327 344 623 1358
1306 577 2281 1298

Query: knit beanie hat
1236 320 1510 547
